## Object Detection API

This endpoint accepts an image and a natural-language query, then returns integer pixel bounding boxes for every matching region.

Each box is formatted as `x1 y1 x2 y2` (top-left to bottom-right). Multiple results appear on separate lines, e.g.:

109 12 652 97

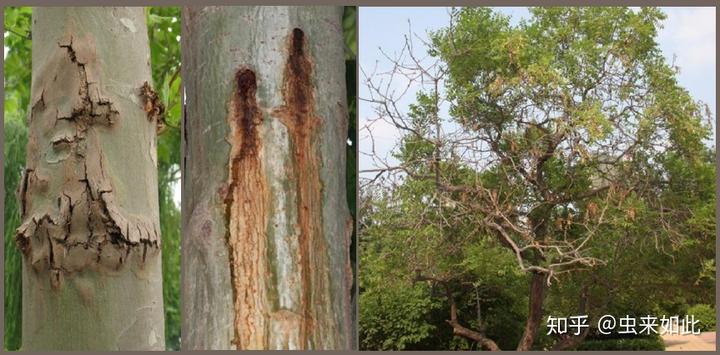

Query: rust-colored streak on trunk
225 69 269 349
275 28 328 349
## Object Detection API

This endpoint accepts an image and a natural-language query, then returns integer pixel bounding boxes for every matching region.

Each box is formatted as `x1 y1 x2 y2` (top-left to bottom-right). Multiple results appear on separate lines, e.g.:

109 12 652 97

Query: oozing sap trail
223 28 338 350
224 69 270 349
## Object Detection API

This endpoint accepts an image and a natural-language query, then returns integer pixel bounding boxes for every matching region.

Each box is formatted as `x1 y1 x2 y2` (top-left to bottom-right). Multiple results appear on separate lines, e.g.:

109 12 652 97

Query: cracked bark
182 6 353 350
18 7 164 350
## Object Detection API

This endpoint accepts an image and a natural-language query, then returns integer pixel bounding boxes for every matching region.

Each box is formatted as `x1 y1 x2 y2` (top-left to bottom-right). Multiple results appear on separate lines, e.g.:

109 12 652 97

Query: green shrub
576 337 665 351
687 304 716 331
359 283 441 350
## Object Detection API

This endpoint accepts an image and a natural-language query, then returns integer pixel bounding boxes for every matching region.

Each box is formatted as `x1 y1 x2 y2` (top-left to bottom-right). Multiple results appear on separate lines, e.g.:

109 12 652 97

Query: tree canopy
360 7 715 350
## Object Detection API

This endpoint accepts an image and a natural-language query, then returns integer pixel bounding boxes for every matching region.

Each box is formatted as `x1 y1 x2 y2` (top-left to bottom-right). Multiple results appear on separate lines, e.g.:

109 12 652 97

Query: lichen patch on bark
15 35 160 289
224 68 270 349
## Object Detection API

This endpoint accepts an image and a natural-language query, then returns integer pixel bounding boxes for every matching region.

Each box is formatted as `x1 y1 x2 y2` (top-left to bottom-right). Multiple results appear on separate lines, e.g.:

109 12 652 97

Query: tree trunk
182 6 353 350
551 284 591 350
551 329 589 351
16 7 164 350
444 286 499 351
516 271 547 350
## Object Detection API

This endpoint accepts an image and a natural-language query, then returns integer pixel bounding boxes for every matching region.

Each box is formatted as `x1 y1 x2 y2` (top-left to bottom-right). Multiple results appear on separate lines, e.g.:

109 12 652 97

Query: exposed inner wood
274 28 328 349
224 27 338 350
224 68 269 349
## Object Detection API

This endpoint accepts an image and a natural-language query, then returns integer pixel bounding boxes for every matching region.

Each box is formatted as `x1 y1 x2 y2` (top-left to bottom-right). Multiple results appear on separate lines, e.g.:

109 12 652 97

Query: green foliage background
4 7 33 351
3 7 182 350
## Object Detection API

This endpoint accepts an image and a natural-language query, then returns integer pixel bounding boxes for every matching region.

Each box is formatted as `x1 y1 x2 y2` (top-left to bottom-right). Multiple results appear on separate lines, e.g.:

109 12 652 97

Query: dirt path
661 332 716 351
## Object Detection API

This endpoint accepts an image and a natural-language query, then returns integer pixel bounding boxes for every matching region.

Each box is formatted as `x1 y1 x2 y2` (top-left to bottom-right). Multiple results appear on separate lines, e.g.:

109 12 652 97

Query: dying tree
182 6 354 350
15 7 165 350
361 7 713 350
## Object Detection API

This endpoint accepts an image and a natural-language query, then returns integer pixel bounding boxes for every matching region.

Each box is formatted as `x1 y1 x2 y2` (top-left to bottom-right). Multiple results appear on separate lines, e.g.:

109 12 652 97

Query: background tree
3 7 182 350
360 7 714 350
181 6 356 350
3 7 32 351
146 7 182 350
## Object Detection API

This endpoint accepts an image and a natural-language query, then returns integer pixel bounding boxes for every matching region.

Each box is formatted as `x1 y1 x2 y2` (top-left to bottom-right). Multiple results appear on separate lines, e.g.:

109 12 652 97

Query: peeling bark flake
15 38 160 289
139 81 166 134
58 37 119 125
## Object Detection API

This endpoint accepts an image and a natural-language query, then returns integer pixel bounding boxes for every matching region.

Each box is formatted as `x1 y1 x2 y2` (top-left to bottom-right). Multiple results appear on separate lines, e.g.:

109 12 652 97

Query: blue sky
359 7 717 174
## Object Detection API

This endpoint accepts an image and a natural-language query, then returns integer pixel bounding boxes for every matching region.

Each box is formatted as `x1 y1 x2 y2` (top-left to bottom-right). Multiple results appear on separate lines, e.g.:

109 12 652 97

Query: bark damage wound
225 28 337 350
15 37 160 289
225 68 269 349
271 27 333 349
139 81 166 134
